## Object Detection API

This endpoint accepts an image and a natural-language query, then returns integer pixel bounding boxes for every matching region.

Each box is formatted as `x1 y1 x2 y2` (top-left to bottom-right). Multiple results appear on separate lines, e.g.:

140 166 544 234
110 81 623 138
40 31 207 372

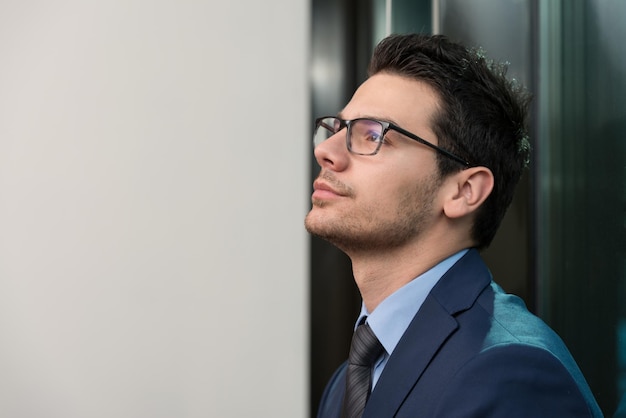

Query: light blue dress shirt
355 249 468 389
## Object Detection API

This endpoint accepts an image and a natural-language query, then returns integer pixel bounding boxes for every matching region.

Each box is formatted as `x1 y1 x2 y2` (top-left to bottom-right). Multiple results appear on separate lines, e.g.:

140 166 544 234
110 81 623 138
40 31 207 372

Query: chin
304 210 323 235
304 218 349 252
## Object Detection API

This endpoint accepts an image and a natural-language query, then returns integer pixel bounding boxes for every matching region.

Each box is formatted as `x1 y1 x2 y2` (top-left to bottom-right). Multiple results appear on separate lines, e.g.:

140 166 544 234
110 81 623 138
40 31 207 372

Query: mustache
316 171 355 197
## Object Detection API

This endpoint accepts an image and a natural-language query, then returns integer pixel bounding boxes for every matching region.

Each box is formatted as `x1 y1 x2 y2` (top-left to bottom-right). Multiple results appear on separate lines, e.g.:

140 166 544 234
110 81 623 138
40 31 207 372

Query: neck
348 236 471 313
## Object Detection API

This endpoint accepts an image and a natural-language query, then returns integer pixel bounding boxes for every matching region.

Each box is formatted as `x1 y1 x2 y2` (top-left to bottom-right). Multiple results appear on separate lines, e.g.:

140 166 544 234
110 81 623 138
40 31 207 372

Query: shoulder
432 282 603 417
477 282 586 373
432 343 602 417
411 276 602 417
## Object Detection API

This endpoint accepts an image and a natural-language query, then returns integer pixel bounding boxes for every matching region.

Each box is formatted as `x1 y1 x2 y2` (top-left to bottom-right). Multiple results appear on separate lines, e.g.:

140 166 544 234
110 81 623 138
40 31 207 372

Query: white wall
0 1 309 417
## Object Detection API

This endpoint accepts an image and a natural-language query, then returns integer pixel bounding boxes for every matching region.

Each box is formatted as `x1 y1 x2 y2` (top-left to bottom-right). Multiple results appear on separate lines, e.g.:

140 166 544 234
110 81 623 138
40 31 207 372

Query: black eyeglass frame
314 116 472 167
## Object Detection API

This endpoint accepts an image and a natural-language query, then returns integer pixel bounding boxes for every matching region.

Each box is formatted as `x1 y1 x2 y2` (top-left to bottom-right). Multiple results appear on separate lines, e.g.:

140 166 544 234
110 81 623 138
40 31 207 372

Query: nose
313 129 350 171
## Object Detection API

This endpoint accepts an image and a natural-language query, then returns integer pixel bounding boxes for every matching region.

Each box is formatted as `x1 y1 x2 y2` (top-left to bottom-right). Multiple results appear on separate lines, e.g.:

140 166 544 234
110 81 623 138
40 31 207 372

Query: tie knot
348 323 384 366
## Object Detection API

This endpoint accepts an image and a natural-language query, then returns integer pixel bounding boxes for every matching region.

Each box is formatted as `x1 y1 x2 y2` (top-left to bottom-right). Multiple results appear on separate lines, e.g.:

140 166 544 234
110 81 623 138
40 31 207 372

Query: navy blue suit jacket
317 250 603 417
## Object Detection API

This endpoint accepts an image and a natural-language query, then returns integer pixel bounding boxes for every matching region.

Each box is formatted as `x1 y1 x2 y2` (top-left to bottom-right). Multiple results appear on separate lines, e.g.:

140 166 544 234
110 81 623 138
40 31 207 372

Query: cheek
376 172 441 215
353 157 438 213
357 179 411 219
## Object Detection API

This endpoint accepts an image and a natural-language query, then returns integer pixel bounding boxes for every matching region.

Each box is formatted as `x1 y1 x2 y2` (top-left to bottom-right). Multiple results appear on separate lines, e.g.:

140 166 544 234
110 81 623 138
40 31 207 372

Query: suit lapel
362 250 492 417
363 297 457 417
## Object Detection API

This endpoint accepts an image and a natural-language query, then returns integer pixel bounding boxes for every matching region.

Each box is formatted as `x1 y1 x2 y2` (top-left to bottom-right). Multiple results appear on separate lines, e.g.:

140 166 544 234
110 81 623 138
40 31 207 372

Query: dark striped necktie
341 322 384 418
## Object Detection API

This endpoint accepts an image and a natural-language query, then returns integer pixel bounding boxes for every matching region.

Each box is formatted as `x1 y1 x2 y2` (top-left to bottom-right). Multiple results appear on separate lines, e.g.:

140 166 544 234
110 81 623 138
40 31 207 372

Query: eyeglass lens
314 117 384 156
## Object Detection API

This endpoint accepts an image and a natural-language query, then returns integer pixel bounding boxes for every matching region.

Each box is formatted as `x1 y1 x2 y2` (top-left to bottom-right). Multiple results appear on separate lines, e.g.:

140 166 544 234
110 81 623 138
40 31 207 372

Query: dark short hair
369 33 531 249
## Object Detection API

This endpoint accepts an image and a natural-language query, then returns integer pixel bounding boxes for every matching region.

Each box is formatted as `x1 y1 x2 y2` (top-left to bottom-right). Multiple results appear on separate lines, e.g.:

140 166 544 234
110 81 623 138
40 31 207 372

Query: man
305 34 603 417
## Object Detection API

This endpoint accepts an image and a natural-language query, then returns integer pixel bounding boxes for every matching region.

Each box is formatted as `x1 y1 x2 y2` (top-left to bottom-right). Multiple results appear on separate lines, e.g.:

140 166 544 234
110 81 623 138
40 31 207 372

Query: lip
312 180 344 199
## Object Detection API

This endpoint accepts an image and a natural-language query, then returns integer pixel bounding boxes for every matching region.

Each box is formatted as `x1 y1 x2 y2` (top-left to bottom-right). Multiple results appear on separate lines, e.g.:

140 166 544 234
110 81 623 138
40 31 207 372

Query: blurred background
0 0 624 417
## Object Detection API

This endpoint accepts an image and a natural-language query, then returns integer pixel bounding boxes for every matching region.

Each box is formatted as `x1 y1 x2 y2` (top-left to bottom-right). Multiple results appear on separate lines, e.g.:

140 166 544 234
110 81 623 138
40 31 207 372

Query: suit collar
429 248 493 315
363 249 492 417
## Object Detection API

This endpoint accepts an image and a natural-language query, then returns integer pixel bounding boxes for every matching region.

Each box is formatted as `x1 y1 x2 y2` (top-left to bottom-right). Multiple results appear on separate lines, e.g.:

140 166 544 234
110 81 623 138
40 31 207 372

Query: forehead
342 73 441 132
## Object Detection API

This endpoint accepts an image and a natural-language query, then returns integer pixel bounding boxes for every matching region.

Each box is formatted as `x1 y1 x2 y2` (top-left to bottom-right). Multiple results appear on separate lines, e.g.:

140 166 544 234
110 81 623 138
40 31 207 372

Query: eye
364 130 384 143
353 119 385 144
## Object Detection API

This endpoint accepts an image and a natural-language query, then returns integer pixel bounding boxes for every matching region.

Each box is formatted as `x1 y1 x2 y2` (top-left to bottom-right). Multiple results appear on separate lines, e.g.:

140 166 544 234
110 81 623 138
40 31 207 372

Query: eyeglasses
313 116 471 167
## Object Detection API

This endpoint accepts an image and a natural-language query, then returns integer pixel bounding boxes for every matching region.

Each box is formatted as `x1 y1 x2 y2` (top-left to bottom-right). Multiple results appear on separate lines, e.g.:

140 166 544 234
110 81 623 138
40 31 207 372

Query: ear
443 166 494 219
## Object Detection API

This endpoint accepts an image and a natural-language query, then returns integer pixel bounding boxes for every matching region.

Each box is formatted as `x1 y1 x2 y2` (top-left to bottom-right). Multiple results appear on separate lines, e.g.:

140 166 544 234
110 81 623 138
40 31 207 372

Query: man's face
305 73 446 253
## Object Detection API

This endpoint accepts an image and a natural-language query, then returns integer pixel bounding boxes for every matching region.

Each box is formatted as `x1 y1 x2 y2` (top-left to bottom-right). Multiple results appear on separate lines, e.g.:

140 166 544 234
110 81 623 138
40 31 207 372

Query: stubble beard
305 173 442 254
